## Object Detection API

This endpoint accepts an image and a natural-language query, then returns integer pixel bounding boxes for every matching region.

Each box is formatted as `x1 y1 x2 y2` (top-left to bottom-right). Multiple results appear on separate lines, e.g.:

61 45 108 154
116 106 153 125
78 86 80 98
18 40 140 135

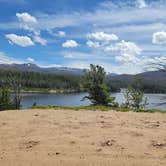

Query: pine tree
83 64 115 105
0 87 12 111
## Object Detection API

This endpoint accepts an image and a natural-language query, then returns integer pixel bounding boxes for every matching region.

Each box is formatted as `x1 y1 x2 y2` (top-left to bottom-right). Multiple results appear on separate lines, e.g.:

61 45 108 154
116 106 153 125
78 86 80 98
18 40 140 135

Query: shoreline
9 89 166 94
31 105 166 113
10 89 84 94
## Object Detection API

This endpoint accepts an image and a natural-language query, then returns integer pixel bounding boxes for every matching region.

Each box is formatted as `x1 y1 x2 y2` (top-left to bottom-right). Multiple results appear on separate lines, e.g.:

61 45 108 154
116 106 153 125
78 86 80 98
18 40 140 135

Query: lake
16 92 166 111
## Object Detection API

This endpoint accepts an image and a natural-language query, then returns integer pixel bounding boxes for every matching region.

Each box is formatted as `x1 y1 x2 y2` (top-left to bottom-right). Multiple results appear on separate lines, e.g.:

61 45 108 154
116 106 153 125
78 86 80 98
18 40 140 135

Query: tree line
0 70 81 91
0 64 165 111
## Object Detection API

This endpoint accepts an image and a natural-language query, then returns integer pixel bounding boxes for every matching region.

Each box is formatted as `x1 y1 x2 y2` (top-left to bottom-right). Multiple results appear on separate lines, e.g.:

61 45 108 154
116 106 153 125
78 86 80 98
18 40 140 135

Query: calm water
16 92 166 111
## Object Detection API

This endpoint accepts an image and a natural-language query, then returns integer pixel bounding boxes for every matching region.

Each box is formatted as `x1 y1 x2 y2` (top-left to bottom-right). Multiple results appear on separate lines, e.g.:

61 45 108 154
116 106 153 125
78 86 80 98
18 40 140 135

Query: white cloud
0 52 22 64
113 40 142 63
16 12 46 45
1 2 166 34
58 31 66 37
27 57 35 63
86 32 142 64
31 3 166 34
21 24 40 35
16 12 37 23
62 50 164 74
34 35 47 46
16 12 40 35
6 34 34 47
136 0 147 8
144 55 166 67
152 31 166 44
86 40 100 48
116 40 142 55
116 40 142 63
62 40 79 48
87 32 118 41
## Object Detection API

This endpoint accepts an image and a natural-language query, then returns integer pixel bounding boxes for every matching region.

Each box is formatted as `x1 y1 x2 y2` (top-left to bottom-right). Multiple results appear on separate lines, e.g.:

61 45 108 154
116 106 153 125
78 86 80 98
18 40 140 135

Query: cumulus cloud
152 31 166 44
115 40 142 63
86 40 100 48
87 32 118 41
16 12 40 35
6 34 34 47
111 40 142 63
86 31 142 64
16 12 37 23
16 12 47 45
34 35 47 46
136 0 147 8
62 40 78 48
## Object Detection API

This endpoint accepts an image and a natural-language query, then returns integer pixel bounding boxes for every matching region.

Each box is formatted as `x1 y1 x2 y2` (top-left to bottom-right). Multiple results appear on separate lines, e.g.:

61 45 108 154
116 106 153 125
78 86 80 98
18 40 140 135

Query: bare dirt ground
0 109 166 166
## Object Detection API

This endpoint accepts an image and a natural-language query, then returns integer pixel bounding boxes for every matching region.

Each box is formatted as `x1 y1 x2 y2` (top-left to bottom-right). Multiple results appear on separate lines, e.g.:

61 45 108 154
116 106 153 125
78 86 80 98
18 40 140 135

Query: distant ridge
109 70 166 86
0 63 165 85
0 63 84 75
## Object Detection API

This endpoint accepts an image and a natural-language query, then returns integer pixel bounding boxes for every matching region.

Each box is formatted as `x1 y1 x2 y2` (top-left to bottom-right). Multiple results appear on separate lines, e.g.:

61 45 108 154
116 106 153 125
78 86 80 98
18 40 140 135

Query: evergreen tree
0 87 12 111
83 64 115 105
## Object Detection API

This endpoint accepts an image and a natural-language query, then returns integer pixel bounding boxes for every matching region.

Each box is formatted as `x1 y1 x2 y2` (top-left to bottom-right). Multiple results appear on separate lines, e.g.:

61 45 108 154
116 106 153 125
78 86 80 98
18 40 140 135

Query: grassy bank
31 105 165 113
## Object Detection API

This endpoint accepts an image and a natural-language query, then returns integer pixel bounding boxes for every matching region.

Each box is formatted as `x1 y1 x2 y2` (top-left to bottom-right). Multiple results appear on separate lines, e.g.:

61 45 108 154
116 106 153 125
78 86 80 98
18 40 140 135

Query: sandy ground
0 109 166 166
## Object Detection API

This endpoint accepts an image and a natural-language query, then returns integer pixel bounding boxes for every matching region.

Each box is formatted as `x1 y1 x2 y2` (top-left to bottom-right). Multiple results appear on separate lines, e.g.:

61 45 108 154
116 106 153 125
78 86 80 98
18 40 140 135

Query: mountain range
0 63 165 84
0 63 83 75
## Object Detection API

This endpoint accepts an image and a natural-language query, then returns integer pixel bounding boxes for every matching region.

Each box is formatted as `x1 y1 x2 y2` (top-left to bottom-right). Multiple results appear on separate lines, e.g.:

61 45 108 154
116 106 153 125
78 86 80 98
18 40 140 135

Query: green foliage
106 79 121 92
0 70 82 91
83 64 115 105
0 87 13 111
123 77 148 110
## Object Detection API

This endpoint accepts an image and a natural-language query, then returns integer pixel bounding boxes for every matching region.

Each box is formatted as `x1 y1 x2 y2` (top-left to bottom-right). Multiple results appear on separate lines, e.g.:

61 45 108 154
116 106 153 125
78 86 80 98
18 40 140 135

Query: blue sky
0 0 166 74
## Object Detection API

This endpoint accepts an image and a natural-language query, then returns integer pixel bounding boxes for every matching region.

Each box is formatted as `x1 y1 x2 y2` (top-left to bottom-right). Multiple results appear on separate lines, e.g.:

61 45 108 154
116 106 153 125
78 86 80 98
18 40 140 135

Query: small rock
101 139 115 147
96 148 102 152
151 141 166 148
70 141 76 144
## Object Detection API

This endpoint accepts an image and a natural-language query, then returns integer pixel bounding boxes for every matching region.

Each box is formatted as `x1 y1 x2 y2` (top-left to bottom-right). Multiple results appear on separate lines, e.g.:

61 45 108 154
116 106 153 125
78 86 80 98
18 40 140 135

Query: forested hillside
0 70 82 92
0 66 165 93
109 70 166 93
